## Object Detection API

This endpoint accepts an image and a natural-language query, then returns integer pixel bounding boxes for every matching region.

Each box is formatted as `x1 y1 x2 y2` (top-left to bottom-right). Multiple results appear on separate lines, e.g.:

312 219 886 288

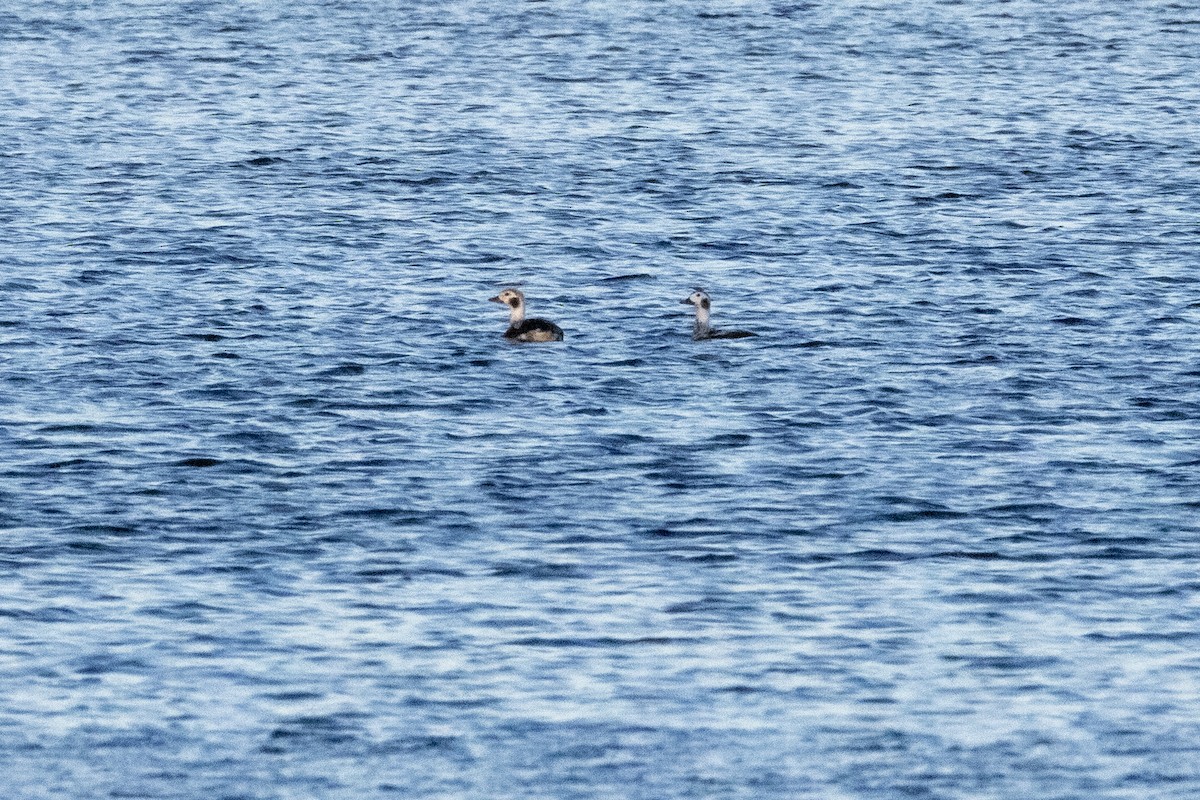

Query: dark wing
505 318 564 341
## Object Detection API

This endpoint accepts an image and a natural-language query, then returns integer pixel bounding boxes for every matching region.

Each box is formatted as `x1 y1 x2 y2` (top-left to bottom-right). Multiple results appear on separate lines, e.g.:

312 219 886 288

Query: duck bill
488 295 503 303
680 298 692 305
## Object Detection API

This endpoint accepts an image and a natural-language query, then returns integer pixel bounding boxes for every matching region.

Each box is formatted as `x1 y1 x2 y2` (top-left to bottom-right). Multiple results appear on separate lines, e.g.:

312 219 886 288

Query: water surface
3 1 1200 797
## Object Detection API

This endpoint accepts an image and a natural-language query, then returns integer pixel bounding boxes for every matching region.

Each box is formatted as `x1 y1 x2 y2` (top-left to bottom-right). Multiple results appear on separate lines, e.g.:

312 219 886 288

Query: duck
681 290 756 340
489 288 564 342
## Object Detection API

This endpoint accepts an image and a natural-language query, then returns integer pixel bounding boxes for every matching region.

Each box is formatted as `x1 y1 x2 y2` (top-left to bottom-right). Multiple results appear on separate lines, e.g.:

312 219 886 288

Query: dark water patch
378 735 466 755
878 508 971 522
601 273 655 282
355 565 413 581
176 457 222 468
1053 316 1100 327
381 173 455 188
0 605 79 622
1084 630 1200 643
645 524 735 539
664 594 753 614
318 363 367 377
31 456 92 469
264 714 366 750
217 429 295 448
943 654 1064 672
707 432 754 446
402 696 496 710
1092 546 1168 560
332 508 429 527
945 589 1045 605
242 155 288 167
71 724 176 750
676 551 739 564
179 386 262 402
72 654 152 676
933 550 1005 561
839 549 917 564
781 552 840 566
260 690 325 702
491 561 588 580
69 269 124 285
66 539 126 553
912 192 982 205
140 601 223 622
550 532 614 545
569 406 609 416
405 565 471 579
63 523 141 537
36 423 107 434
510 636 693 648
181 332 226 341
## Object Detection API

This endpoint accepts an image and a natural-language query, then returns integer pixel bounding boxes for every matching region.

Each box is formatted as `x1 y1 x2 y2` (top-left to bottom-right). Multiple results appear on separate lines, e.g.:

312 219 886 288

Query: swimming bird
680 290 757 340
489 288 564 342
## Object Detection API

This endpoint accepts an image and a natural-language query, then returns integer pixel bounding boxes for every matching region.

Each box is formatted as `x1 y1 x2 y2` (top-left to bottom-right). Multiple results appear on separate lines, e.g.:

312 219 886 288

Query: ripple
4 1 1200 798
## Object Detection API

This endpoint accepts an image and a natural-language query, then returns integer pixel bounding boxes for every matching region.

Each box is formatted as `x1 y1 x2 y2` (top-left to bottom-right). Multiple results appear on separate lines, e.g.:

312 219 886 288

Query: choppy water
4 1 1200 797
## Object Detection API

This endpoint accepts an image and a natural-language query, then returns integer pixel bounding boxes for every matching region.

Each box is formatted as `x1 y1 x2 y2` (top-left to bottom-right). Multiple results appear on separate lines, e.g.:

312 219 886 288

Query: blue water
4 1 1200 797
